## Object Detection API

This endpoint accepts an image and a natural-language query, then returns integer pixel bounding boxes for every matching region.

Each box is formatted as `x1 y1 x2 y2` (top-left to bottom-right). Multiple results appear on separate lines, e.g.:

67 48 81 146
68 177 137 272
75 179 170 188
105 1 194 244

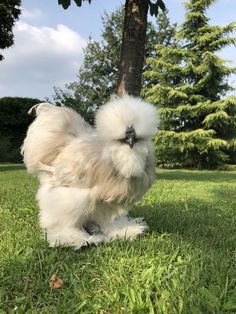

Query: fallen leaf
50 274 64 288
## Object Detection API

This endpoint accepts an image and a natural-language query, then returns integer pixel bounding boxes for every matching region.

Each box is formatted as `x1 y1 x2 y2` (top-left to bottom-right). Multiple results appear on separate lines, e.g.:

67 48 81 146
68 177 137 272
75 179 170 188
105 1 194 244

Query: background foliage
1 0 236 169
0 97 41 162
0 0 21 61
53 8 177 124
143 0 236 168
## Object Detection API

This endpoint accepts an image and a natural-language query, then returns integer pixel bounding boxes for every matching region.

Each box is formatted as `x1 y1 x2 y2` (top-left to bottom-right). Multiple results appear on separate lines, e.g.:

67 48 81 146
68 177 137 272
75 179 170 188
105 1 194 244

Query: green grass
0 164 236 313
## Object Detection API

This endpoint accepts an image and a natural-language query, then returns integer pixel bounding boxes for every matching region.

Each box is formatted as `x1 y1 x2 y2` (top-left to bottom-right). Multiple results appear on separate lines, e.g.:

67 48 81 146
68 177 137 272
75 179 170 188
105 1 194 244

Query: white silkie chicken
21 95 158 249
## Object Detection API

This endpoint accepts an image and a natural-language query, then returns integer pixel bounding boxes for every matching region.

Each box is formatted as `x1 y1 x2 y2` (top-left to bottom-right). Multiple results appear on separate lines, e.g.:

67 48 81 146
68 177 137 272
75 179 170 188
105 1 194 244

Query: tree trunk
117 0 148 97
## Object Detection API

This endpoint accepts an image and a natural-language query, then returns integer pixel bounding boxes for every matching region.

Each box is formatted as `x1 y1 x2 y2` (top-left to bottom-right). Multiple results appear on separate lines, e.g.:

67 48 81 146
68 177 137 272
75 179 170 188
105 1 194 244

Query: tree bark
117 0 149 97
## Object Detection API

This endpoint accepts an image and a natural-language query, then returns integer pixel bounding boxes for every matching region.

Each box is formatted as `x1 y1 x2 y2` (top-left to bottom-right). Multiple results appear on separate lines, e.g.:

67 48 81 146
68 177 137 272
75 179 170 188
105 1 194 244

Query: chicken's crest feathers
95 95 158 142
95 95 158 179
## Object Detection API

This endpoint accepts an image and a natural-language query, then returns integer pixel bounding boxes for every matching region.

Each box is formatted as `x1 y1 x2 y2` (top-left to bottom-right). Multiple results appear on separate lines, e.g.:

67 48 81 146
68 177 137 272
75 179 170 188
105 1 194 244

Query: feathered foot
45 227 105 250
100 216 148 242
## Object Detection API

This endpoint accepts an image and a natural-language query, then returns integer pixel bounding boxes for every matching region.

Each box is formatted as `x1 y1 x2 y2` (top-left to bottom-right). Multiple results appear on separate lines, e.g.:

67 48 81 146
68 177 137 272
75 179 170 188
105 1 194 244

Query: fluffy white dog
21 95 158 249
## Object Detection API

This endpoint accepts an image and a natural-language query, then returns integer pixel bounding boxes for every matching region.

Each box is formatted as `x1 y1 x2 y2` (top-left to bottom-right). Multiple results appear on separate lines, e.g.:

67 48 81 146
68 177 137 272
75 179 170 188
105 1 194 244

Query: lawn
0 164 236 313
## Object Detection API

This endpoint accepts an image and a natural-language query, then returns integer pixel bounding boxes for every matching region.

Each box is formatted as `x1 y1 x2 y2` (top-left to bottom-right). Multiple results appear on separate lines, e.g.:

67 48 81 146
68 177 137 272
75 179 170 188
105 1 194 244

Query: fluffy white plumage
21 95 158 249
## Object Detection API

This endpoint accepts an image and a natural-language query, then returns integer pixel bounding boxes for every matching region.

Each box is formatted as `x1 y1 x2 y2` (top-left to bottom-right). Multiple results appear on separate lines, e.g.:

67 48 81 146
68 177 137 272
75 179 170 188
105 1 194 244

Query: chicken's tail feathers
27 102 55 116
21 102 91 174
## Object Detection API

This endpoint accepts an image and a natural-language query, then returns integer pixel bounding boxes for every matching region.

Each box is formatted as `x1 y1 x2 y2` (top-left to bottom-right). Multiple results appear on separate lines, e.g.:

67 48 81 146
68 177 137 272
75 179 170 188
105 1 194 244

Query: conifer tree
143 0 236 168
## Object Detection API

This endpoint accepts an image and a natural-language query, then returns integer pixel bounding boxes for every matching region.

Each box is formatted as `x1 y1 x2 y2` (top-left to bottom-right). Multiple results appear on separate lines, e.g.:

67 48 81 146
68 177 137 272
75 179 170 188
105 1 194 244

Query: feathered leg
37 185 105 249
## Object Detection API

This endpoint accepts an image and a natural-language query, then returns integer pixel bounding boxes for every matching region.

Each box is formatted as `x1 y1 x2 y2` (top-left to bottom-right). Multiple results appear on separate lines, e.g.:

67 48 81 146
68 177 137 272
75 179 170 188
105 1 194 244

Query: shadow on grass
133 185 236 252
0 164 25 172
155 169 236 182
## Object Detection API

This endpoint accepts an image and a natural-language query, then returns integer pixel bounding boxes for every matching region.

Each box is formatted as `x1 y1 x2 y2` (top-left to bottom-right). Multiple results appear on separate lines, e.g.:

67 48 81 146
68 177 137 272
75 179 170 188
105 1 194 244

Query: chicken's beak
126 134 135 148
125 126 136 149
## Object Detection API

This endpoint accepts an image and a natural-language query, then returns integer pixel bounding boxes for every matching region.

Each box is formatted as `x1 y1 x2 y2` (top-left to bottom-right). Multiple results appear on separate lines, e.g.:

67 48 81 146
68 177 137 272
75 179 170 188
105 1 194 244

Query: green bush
0 97 42 162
